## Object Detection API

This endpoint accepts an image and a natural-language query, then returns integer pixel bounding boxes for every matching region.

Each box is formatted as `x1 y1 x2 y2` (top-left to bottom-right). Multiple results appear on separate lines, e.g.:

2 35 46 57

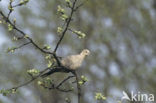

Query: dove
41 49 90 77
61 49 90 70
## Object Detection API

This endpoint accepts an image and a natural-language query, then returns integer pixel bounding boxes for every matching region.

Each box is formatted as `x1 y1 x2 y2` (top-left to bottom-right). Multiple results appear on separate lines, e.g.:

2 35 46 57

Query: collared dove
61 49 90 70
41 49 90 77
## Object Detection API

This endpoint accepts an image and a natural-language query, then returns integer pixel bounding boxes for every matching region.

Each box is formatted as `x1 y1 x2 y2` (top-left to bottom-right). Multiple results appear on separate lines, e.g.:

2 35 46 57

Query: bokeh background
0 0 156 103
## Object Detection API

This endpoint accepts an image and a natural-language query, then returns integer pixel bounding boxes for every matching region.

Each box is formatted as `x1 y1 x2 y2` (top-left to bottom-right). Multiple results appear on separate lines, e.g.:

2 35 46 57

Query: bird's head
81 49 90 56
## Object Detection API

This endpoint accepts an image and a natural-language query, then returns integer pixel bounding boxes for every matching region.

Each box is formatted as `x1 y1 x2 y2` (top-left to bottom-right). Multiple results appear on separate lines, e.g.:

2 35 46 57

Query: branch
0 11 55 56
7 0 13 19
56 75 75 88
74 0 88 11
72 71 81 103
12 3 24 8
14 42 31 50
39 75 75 93
53 0 78 53
9 67 50 91
0 1 84 103
5 67 74 93
42 84 73 93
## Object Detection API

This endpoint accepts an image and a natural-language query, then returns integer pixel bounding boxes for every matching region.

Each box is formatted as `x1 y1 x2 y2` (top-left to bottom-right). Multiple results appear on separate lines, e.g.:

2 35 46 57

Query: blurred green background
0 0 156 103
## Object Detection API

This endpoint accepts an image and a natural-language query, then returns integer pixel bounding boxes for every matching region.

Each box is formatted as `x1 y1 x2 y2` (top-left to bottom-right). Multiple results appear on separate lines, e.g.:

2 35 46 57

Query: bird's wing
61 55 80 68
61 55 74 64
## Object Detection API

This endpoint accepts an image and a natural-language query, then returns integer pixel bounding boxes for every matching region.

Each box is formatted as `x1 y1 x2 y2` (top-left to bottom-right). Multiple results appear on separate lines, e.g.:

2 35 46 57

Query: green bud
43 44 51 50
78 80 83 85
20 0 29 5
37 81 43 85
24 34 29 39
57 5 65 14
65 0 72 7
95 92 106 100
8 5 14 11
57 27 63 34
81 75 85 79
13 18 16 24
47 60 52 68
45 54 51 60
12 36 18 41
61 14 68 21
6 47 16 53
8 24 13 31
27 68 40 76
11 89 17 94
73 30 86 39
81 75 88 82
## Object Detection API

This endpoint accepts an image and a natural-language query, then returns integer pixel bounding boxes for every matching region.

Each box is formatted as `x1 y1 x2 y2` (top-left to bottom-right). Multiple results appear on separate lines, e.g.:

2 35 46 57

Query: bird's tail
41 68 58 78
41 67 72 78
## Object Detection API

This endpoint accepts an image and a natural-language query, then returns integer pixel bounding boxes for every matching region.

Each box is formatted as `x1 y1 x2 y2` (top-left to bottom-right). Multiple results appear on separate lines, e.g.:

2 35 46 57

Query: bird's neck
80 53 86 59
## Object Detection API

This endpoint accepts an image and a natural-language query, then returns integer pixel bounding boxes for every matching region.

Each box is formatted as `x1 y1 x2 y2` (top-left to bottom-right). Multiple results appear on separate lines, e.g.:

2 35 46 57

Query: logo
122 91 154 102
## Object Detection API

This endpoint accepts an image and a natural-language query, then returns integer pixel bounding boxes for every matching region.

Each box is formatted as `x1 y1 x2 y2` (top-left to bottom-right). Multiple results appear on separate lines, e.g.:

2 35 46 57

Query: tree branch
53 0 78 53
0 1 84 103
72 71 81 103
56 75 75 88
9 67 50 91
0 11 55 56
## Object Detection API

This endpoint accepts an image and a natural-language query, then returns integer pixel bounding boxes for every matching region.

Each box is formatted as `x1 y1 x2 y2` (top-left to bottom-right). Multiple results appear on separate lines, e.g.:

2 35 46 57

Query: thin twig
53 0 78 53
7 0 13 19
74 0 88 11
56 88 72 92
56 75 75 88
10 67 50 90
12 3 23 8
0 11 55 56
40 75 74 93
14 42 31 50
43 85 72 92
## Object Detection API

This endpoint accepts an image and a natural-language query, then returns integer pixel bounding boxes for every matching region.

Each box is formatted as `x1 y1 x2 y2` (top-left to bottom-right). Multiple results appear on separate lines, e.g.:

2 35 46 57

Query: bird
41 49 90 77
